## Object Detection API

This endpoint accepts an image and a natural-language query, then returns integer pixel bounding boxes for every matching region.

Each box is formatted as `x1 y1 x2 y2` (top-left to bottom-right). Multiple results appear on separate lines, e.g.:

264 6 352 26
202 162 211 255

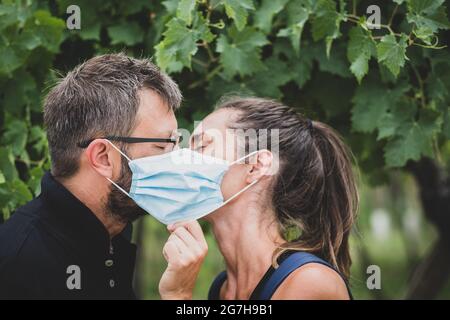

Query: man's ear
84 139 120 179
246 150 273 184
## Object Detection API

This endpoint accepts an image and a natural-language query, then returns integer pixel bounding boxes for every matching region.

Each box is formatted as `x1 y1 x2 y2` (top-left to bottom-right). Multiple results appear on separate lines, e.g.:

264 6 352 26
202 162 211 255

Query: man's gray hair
44 53 182 178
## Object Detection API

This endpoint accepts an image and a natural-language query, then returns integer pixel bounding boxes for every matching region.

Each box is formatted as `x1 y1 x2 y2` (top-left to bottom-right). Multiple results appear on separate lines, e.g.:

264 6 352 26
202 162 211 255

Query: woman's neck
209 199 285 299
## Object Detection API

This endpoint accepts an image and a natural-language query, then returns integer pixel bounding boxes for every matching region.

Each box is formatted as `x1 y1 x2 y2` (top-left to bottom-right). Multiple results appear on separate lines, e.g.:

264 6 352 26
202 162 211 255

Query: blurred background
0 0 449 299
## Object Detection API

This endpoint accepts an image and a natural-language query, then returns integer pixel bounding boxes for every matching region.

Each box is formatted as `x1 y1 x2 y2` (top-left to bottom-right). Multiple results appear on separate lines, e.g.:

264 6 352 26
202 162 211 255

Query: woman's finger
167 220 194 233
173 226 201 252
181 220 207 248
169 220 205 243
168 233 189 254
162 240 180 262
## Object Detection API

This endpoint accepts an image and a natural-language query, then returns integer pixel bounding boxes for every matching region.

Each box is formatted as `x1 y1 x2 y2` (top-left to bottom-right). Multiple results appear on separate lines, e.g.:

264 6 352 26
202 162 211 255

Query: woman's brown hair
217 97 359 280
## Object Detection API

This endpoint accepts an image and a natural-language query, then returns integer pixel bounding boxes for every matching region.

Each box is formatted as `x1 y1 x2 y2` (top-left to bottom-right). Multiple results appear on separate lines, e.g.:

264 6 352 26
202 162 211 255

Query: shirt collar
39 171 131 259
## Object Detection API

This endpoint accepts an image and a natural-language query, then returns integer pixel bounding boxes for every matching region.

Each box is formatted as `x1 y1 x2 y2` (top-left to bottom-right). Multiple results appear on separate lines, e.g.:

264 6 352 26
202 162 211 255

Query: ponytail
274 121 358 279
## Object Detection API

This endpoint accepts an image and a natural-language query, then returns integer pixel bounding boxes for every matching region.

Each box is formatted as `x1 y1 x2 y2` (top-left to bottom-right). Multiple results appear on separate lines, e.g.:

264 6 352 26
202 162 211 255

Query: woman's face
190 108 250 202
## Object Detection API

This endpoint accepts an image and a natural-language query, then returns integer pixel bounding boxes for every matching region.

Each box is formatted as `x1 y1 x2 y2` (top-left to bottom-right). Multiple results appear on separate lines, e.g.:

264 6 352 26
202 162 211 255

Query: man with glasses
0 53 206 299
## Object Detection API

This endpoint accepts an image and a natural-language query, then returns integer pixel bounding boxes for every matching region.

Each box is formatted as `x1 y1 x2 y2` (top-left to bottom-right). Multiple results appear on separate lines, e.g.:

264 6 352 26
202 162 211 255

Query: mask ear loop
229 150 259 165
107 140 132 162
105 140 132 198
222 150 261 205
222 179 259 206
106 177 132 198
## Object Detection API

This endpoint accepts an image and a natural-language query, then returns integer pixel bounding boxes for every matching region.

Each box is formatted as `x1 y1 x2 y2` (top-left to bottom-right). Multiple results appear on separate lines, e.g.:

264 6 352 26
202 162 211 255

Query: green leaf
216 26 268 79
407 0 445 14
0 147 18 181
311 0 342 43
29 126 48 154
407 6 450 32
291 50 314 88
347 26 374 83
406 0 449 43
28 10 65 53
384 126 423 167
0 171 5 184
255 0 289 33
0 2 31 30
163 0 180 14
377 99 417 140
192 11 215 43
155 19 195 72
273 39 314 88
352 77 410 133
80 22 101 41
350 55 370 83
427 71 450 103
3 69 39 114
246 56 294 98
28 166 45 196
277 1 310 55
8 179 33 207
108 22 144 46
0 4 19 30
0 44 23 76
220 0 255 31
155 15 214 72
17 29 41 51
427 51 450 102
2 119 28 157
376 34 408 78
412 25 435 45
177 0 196 25
313 42 352 78
384 109 442 167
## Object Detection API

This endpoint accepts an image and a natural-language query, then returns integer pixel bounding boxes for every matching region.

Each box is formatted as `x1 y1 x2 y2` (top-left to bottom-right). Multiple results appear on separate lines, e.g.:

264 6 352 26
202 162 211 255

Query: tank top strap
255 251 353 300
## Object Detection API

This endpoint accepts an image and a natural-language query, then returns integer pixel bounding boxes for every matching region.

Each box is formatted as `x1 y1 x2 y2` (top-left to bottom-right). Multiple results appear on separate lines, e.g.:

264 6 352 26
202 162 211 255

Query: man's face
106 89 178 223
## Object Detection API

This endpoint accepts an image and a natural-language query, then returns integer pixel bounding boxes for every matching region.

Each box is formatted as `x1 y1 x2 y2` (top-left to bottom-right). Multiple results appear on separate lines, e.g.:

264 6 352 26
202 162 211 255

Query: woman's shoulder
271 262 350 300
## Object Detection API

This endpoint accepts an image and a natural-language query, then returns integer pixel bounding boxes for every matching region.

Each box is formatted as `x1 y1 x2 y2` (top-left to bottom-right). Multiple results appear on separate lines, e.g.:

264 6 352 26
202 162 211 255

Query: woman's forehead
200 108 235 131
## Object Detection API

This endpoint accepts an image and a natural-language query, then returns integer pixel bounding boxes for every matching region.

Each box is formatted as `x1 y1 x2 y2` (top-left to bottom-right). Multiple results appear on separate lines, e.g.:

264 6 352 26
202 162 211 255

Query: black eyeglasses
77 135 183 148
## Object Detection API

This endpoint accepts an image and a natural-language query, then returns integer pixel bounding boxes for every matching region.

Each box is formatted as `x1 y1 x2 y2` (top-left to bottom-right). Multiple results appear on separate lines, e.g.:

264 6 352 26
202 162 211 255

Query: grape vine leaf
376 34 408 77
220 0 255 31
216 26 268 79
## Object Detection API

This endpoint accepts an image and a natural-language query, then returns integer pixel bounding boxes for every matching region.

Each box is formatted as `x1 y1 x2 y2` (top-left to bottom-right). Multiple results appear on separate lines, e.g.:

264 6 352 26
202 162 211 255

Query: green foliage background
0 0 449 299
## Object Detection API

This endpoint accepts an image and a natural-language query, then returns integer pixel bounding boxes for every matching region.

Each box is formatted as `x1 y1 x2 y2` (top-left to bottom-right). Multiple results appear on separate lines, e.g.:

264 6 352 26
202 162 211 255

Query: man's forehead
135 115 176 136
135 90 177 136
138 89 169 114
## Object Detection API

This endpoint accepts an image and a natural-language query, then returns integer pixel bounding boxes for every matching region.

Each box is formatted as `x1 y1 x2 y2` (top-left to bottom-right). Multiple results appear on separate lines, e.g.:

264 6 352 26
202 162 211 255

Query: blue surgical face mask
106 141 259 225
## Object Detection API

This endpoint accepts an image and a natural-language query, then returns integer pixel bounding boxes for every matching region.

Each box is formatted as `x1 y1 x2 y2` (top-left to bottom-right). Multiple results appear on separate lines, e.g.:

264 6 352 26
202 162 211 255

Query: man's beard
105 159 147 223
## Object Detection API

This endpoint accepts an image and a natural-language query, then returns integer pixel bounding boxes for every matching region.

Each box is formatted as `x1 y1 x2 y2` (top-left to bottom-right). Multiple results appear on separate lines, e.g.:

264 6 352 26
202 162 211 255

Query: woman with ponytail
165 96 358 300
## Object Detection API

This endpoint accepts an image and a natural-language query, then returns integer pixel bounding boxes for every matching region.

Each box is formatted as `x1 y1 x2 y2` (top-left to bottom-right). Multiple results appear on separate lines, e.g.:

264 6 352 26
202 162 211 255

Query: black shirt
0 171 137 299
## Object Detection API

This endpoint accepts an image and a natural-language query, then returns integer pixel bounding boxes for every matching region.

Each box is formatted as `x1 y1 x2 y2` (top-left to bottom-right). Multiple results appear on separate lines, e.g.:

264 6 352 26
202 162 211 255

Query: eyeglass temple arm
77 136 179 148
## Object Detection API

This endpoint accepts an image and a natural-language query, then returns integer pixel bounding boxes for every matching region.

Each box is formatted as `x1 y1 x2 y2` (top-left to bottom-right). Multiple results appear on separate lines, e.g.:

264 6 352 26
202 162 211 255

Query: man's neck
56 174 126 238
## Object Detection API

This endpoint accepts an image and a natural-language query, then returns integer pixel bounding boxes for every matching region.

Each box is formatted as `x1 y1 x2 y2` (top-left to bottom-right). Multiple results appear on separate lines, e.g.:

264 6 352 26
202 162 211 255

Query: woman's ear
246 150 273 183
84 139 120 179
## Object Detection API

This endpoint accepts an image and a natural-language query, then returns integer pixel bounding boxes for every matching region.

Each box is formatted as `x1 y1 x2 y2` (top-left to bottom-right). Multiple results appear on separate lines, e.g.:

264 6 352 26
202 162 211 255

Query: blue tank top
208 251 353 300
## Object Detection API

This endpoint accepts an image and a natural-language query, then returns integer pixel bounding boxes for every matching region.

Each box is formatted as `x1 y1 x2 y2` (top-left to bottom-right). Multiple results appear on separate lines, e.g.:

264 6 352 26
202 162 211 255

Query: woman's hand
159 220 208 300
